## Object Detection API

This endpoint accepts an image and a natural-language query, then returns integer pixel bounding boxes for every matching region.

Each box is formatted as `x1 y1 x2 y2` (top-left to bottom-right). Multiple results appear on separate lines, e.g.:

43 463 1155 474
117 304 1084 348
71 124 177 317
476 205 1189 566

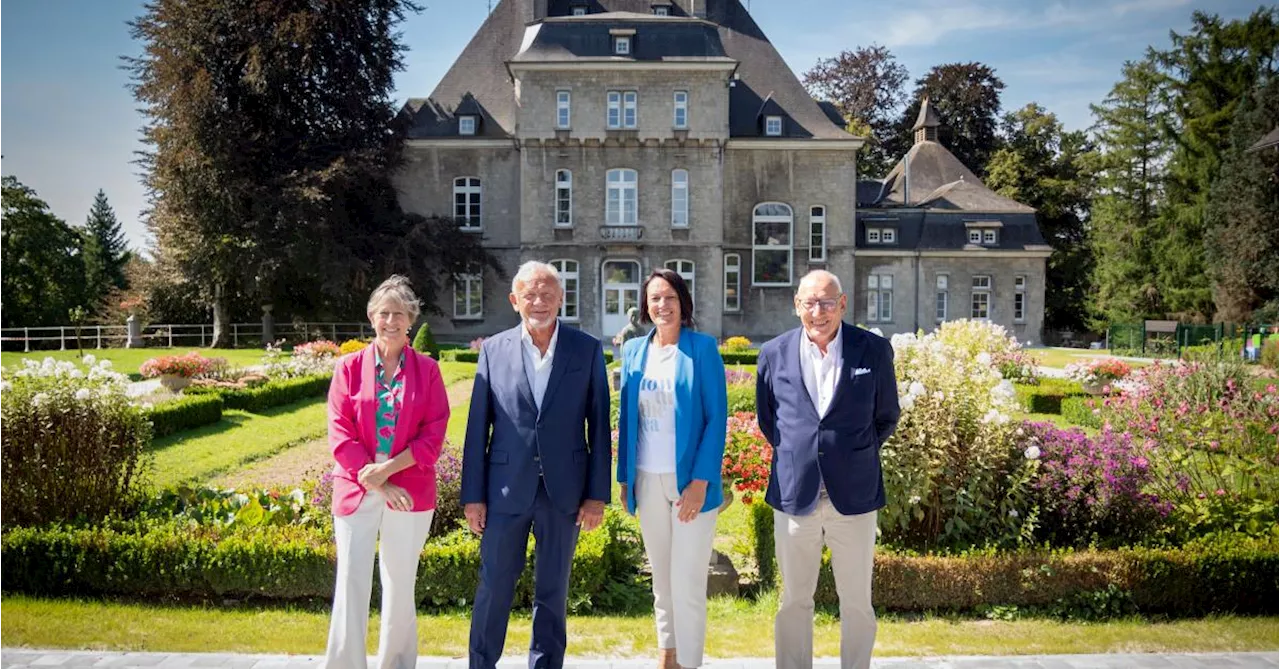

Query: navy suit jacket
460 322 612 516
756 323 900 516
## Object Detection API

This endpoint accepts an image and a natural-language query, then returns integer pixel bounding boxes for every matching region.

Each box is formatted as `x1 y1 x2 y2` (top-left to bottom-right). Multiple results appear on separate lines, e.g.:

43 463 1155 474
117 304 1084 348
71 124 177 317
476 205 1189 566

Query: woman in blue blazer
617 268 728 669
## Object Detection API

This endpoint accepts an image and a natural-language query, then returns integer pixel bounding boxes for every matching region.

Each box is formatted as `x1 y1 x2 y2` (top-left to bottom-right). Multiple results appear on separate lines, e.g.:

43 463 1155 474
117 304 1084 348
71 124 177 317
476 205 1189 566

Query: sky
0 0 1266 252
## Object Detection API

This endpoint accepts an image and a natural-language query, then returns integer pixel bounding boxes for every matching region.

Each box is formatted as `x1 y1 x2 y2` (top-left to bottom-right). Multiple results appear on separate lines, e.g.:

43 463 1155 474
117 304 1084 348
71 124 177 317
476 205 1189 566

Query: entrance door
601 259 641 340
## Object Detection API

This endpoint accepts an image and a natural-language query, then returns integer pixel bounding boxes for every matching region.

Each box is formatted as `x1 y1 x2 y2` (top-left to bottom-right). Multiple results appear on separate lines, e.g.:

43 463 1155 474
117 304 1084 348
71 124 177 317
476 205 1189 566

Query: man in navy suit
756 269 900 669
462 261 611 669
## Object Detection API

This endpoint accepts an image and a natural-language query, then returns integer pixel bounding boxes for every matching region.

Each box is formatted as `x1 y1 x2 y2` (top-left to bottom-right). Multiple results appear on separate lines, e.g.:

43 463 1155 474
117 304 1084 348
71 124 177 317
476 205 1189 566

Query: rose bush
722 412 771 504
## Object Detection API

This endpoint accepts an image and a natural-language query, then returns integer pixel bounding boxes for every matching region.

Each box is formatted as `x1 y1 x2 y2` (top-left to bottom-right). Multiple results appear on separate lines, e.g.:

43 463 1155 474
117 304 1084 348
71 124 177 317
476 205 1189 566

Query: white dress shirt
799 326 842 418
520 320 560 411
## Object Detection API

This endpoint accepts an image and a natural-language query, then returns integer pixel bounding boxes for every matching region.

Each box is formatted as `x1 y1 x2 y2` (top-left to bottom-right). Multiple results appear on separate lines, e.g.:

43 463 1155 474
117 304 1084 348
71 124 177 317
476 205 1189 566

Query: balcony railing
599 225 644 242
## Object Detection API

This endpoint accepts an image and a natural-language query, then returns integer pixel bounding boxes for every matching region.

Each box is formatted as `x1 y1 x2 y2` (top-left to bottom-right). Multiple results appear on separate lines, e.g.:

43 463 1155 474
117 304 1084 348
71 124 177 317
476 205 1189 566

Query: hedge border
145 395 224 438
439 349 614 364
1061 396 1104 429
1015 379 1086 414
184 375 331 413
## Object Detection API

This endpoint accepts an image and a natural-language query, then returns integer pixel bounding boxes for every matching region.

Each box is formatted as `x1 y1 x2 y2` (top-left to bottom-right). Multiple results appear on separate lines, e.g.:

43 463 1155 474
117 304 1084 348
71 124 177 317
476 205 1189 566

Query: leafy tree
802 45 909 176
887 62 1006 174
1086 58 1170 328
81 189 132 312
1 177 88 328
128 0 496 345
1149 8 1278 322
1204 74 1278 322
986 103 1094 331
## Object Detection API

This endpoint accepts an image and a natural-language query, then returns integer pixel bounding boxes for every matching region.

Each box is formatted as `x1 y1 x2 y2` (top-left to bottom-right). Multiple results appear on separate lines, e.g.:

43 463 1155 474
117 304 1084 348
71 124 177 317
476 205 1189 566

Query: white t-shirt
636 341 679 473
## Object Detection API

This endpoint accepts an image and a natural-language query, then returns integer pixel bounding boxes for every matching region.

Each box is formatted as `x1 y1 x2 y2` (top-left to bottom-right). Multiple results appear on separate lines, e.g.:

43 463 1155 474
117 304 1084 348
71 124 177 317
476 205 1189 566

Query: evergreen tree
82 189 131 310
886 62 1006 174
1204 74 1279 322
1086 58 1169 328
985 103 1094 331
1 177 88 327
1149 8 1278 321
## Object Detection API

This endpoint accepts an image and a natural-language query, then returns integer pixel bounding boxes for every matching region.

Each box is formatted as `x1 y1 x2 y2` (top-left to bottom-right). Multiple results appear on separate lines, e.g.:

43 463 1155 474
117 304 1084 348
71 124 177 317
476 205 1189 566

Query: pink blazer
328 345 450 516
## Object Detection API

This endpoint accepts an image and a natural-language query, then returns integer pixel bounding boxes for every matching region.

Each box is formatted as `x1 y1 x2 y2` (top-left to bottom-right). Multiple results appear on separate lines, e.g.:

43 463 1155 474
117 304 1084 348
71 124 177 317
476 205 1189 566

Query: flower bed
722 412 771 504
139 352 226 379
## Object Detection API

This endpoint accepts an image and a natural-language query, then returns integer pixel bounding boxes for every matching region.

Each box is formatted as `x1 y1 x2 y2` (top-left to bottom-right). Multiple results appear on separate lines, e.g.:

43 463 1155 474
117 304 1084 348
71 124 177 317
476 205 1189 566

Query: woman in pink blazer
324 275 450 669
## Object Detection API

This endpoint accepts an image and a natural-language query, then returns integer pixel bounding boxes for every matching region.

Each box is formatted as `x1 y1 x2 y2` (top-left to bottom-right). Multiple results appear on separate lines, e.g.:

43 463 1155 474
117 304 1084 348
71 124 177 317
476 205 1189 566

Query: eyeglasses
798 298 841 313
519 291 559 304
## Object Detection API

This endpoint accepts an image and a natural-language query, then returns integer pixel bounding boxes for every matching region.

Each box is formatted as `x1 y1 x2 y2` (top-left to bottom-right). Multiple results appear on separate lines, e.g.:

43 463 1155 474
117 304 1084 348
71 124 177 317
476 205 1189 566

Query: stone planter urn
159 374 192 393
1081 380 1109 396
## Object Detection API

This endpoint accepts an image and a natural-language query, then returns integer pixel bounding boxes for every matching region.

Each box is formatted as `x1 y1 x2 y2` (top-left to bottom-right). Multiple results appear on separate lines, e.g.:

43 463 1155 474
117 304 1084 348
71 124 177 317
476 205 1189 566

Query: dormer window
765 115 783 136
458 115 477 136
653 5 670 15
614 36 631 55
571 6 587 15
966 221 1000 246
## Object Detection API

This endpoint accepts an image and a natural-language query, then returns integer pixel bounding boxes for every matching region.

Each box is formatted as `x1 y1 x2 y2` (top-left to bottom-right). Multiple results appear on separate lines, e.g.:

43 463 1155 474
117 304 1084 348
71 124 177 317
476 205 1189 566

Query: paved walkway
2 651 1276 669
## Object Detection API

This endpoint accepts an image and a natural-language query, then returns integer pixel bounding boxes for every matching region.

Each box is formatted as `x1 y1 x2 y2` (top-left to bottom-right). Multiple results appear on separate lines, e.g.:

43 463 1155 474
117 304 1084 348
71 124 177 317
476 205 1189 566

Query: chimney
911 95 941 145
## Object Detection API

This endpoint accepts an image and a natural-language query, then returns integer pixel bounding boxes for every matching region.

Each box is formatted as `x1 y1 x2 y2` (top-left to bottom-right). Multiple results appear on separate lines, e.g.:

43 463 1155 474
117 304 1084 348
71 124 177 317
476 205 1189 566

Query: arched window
453 177 481 231
550 259 579 321
606 169 638 226
752 203 792 286
555 170 572 227
670 169 689 228
664 259 695 305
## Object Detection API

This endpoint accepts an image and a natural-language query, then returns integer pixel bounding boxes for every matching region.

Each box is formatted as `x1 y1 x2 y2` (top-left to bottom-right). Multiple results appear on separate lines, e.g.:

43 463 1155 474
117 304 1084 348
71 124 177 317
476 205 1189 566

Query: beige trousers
774 498 878 669
325 489 434 669
635 470 720 668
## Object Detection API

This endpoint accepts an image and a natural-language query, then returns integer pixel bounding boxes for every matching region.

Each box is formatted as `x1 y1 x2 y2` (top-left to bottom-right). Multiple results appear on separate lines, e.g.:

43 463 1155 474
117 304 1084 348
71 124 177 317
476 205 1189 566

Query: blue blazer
756 323 900 516
460 322 612 516
616 328 728 514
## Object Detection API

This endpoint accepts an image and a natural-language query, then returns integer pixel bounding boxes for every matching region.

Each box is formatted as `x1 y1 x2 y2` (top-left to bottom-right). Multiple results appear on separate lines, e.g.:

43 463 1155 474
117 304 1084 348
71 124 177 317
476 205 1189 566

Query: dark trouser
469 483 580 669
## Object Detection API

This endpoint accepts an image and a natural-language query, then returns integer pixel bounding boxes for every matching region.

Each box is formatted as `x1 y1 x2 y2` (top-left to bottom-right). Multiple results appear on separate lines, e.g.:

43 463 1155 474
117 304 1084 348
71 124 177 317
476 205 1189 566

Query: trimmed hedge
439 348 614 364
1 510 635 612
719 350 759 365
145 395 225 438
1061 396 1104 429
185 375 331 413
1014 379 1086 414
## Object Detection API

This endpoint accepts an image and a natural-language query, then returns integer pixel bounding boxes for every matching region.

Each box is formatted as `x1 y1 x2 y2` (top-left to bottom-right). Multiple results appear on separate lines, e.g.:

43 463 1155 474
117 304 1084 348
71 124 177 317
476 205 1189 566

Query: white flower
1009 509 1019 518
898 394 915 412
977 352 992 366
74 388 93 401
31 392 49 407
83 354 97 366
991 379 1016 401
69 369 84 379
908 381 926 397
933 391 945 400
869 327 883 338
98 359 113 369
0 380 10 393
1015 427 1025 437
908 495 921 505
1024 445 1041 460
981 408 1003 424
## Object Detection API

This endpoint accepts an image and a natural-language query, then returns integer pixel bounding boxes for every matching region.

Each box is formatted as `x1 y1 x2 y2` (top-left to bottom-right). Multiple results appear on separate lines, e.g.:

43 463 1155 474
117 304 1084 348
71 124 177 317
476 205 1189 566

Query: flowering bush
294 340 341 358
1021 422 1170 546
725 367 754 386
722 412 771 504
339 339 370 355
1094 360 1278 538
1 357 150 526
994 348 1040 384
263 340 336 379
882 323 1038 548
1065 358 1132 389
139 351 226 379
722 336 753 352
434 443 465 531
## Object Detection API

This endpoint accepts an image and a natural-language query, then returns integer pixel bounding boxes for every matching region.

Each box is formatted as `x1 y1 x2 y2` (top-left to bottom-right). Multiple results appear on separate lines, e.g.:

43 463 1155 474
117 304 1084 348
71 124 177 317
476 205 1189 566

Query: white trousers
325 489 434 669
774 499 877 669
635 470 719 669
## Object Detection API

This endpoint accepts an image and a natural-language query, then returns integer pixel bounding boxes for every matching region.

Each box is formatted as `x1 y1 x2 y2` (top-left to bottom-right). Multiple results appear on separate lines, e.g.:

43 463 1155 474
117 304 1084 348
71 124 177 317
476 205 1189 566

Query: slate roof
511 18 732 62
401 0 855 140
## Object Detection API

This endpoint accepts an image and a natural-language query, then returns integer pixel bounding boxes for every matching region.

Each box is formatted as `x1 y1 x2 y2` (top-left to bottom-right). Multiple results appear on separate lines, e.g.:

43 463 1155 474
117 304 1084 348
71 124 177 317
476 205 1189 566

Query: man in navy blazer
756 269 900 669
461 261 611 669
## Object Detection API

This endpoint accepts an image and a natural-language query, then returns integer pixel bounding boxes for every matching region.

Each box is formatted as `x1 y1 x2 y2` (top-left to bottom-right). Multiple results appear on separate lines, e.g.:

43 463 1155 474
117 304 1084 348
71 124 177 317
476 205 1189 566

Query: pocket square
853 367 872 376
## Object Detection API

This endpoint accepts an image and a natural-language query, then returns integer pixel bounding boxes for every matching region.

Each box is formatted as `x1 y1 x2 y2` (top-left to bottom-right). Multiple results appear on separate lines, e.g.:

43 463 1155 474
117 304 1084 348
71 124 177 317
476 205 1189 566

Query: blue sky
1 0 1264 251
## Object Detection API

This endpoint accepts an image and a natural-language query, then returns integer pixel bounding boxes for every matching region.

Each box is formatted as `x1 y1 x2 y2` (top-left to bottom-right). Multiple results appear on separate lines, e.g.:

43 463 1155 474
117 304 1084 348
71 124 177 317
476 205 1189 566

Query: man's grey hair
367 274 422 322
511 260 563 294
797 269 843 294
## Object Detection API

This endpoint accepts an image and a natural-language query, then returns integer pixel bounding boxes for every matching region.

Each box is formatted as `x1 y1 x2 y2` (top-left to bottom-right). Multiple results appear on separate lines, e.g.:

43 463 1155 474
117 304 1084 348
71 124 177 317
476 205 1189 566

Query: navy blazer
615 328 728 514
756 323 900 516
460 322 612 516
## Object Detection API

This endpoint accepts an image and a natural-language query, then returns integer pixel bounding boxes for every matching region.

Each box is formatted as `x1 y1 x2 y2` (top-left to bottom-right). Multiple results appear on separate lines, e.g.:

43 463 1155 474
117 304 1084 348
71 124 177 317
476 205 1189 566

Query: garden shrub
145 394 224 437
719 350 759 365
727 383 756 414
1014 378 1085 414
1261 338 1278 368
412 321 440 358
432 445 465 533
185 374 331 412
0 357 151 527
339 339 370 355
721 336 752 352
139 351 225 379
440 348 614 364
1059 396 1102 428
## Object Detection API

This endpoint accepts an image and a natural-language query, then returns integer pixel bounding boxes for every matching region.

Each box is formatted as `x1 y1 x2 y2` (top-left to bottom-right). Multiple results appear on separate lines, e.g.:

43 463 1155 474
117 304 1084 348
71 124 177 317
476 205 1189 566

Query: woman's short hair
640 268 695 327
367 275 422 323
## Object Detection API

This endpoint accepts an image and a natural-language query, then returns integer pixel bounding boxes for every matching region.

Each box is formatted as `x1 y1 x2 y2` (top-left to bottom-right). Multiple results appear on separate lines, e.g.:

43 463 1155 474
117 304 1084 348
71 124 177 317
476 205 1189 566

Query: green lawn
1 348 268 378
148 398 328 487
1028 348 1152 370
437 361 478 388
2 596 1273 656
